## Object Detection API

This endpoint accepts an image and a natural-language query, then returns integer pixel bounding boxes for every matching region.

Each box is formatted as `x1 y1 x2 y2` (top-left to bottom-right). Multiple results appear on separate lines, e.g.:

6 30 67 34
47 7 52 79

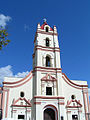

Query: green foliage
0 29 10 50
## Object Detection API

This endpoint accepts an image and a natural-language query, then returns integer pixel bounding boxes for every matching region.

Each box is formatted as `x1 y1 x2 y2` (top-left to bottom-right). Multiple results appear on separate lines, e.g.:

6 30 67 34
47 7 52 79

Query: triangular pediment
11 97 32 107
41 73 57 81
66 99 82 108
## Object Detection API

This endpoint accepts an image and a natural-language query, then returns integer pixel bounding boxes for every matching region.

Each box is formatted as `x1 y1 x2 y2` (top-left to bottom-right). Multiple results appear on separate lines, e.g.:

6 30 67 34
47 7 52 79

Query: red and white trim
40 22 53 31
11 97 32 107
43 104 58 120
41 73 57 82
3 71 33 88
37 30 58 36
66 99 82 108
62 73 88 89
34 96 64 99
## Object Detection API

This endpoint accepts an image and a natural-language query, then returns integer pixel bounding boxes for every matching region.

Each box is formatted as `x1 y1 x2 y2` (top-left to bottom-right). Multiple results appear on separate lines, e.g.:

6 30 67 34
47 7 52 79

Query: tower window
46 27 49 32
46 87 52 95
46 38 49 47
20 92 24 97
18 115 24 119
46 56 50 67
72 115 78 120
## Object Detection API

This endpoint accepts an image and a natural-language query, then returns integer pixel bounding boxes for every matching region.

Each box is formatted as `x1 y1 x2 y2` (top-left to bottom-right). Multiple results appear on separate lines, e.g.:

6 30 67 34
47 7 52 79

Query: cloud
0 14 11 28
0 65 13 83
24 24 30 31
0 65 29 84
15 71 29 78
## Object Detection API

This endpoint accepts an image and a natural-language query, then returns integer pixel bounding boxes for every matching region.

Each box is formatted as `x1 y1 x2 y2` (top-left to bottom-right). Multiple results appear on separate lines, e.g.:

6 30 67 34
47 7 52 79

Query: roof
41 22 53 31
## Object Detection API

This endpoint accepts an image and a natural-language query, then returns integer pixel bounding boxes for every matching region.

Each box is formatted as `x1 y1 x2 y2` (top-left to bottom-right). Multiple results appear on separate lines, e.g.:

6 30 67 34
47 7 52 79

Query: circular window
71 95 76 99
20 92 24 97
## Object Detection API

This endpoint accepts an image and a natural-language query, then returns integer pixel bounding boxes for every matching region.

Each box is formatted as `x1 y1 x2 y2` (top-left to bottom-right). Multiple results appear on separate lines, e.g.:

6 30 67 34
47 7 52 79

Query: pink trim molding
34 102 41 104
34 96 64 99
62 73 88 88
3 71 32 85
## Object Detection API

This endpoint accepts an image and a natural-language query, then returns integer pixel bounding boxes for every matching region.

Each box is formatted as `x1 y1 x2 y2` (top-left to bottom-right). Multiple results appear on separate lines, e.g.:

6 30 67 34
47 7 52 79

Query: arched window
46 27 49 32
46 38 49 47
46 56 50 67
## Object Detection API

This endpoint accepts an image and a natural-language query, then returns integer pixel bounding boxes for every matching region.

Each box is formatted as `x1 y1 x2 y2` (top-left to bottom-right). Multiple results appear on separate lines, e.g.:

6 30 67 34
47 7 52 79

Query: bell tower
32 21 65 120
33 21 61 68
32 20 63 97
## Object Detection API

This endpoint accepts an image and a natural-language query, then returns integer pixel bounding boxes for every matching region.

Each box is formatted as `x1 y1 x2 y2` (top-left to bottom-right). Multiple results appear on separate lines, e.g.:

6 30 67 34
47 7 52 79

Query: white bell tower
35 21 61 68
32 20 65 120
32 20 63 96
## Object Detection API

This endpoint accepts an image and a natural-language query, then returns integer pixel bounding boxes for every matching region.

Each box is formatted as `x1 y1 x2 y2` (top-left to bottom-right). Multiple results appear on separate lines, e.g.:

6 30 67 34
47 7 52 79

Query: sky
0 0 90 96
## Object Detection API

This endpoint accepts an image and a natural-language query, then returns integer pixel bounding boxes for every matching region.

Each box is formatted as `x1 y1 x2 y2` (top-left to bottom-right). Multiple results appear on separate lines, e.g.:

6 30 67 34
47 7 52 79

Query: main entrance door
44 108 55 120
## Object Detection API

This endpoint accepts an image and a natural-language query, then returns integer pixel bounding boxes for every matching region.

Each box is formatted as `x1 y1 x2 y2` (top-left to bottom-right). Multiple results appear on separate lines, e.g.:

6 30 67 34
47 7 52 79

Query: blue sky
0 0 90 92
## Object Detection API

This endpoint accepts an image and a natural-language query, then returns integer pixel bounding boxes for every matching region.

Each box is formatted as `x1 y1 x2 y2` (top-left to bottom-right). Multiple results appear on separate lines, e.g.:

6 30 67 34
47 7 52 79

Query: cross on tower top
43 18 47 23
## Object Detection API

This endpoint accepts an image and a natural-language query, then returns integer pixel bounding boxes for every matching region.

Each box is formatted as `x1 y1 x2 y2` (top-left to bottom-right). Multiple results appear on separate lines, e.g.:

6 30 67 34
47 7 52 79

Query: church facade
0 21 90 120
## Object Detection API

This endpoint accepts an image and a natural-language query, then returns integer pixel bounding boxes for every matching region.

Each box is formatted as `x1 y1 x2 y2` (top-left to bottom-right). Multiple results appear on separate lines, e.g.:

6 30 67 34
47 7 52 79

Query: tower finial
43 18 47 23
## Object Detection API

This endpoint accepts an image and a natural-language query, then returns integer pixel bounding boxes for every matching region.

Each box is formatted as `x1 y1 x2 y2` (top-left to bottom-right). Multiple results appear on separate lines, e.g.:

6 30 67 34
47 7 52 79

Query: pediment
11 97 32 107
66 99 82 108
41 73 57 81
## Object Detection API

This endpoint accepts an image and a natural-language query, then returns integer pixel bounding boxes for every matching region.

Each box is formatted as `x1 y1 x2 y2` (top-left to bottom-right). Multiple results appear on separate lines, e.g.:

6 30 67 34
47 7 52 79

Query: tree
0 29 10 50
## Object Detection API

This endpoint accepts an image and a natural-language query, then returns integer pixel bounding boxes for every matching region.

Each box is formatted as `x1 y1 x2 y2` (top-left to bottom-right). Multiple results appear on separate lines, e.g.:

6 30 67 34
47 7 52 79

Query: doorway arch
43 105 58 120
44 108 55 120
